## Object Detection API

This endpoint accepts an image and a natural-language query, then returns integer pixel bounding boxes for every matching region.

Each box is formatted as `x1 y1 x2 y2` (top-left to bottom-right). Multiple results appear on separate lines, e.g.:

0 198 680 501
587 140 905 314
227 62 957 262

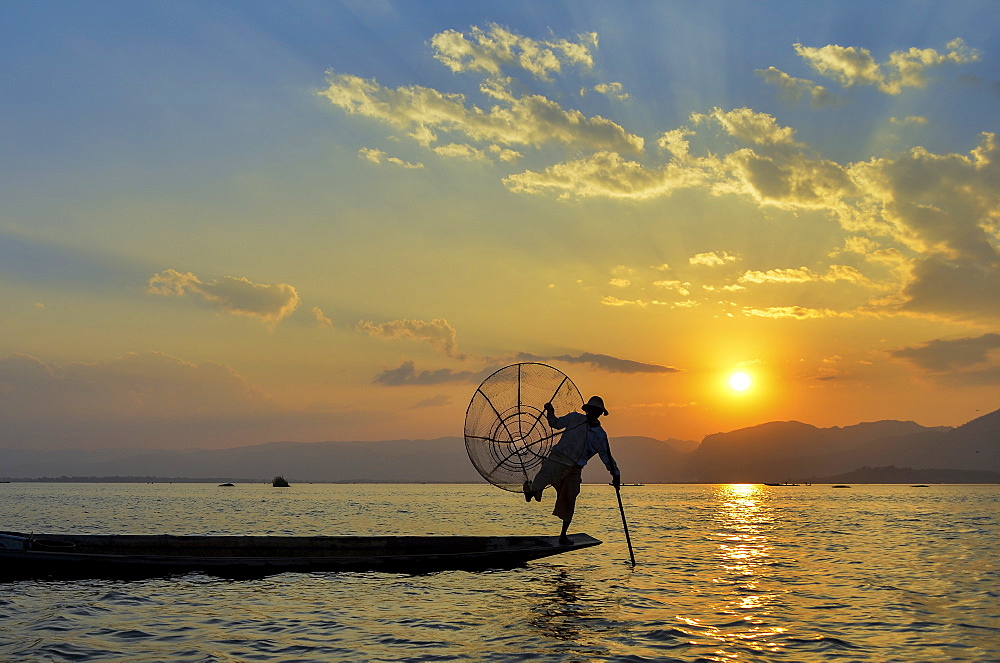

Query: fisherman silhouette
523 396 620 544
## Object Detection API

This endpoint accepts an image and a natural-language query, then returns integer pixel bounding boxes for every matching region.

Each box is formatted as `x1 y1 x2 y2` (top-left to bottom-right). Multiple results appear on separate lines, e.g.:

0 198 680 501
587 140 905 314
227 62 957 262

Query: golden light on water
709 484 785 645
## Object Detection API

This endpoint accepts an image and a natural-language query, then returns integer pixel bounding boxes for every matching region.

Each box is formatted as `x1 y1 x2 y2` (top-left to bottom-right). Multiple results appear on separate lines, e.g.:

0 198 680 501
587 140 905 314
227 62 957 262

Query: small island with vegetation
272 475 290 487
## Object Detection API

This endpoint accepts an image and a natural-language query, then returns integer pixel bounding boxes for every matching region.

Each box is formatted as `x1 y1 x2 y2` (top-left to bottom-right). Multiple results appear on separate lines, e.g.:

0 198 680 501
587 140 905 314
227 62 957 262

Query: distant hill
1 409 996 483
842 408 1000 471
0 438 482 484
0 435 694 485
684 419 952 483
809 465 1000 484
582 436 689 484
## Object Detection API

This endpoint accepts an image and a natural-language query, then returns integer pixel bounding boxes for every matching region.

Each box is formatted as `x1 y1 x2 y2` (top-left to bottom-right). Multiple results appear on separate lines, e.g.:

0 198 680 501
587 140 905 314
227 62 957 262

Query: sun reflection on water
714 483 774 603
672 484 789 656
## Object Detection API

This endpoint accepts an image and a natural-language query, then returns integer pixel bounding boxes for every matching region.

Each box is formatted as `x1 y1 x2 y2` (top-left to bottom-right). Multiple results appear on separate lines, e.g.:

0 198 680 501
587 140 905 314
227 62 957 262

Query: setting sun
729 372 752 391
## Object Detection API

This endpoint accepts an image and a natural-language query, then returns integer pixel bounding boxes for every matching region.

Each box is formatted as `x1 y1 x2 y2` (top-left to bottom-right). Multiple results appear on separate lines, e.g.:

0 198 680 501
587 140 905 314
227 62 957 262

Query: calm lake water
0 482 997 662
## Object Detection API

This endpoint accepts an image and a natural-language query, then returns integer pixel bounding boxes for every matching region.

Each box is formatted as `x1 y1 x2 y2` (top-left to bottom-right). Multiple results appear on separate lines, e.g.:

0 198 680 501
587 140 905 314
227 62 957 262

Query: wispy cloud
889 115 928 125
357 318 466 359
359 147 423 168
432 143 490 162
755 66 839 107
320 72 642 156
744 306 850 319
312 307 334 327
739 265 872 286
589 82 630 101
690 251 740 267
516 351 681 374
146 269 300 324
410 394 453 409
430 23 597 81
653 279 691 296
374 360 478 386
504 150 701 200
600 295 649 307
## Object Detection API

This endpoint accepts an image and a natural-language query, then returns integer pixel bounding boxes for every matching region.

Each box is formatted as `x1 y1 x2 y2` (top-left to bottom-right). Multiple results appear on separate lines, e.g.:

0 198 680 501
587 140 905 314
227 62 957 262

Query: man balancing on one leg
523 396 621 545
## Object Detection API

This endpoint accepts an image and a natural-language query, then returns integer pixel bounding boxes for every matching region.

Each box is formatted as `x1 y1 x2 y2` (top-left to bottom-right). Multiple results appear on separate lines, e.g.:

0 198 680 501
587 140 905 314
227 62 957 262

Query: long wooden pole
614 484 636 566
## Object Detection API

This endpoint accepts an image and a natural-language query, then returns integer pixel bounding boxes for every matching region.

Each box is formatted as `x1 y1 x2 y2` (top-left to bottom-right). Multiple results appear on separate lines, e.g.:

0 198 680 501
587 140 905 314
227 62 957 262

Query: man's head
582 396 608 422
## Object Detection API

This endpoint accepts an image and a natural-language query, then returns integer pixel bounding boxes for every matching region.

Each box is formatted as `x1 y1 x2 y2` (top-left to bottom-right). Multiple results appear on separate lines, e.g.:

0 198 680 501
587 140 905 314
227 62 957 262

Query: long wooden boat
0 530 601 579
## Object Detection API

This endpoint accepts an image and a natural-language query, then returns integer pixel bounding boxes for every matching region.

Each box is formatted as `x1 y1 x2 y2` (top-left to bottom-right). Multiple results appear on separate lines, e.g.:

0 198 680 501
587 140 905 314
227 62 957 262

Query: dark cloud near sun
891 333 1000 371
373 360 480 386
375 350 679 388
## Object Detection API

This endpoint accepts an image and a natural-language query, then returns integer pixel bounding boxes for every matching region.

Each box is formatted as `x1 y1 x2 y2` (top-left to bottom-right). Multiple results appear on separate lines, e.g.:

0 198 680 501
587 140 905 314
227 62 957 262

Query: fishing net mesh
464 363 582 492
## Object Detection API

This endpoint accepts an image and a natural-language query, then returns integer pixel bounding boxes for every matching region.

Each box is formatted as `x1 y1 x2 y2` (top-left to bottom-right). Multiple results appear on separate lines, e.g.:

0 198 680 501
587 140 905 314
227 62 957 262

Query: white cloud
689 251 740 267
359 147 423 168
147 269 300 324
504 150 701 200
488 144 522 161
652 279 691 296
433 143 489 162
794 38 979 95
321 73 643 155
739 265 871 286
430 24 597 81
591 82 630 101
693 107 802 147
600 295 647 307
507 109 854 209
743 306 850 319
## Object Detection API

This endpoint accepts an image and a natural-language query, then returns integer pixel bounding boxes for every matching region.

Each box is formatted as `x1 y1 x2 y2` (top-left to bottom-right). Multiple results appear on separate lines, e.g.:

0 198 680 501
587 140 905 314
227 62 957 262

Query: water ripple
0 483 998 662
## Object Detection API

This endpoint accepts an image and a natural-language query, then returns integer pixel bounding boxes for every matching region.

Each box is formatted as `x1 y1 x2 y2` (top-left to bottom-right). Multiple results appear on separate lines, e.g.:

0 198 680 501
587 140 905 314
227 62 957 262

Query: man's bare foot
559 535 572 545
522 480 532 502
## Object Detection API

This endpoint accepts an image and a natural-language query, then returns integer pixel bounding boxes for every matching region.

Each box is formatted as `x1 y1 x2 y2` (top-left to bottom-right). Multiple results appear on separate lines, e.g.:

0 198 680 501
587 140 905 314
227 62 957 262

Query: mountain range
2 408 997 484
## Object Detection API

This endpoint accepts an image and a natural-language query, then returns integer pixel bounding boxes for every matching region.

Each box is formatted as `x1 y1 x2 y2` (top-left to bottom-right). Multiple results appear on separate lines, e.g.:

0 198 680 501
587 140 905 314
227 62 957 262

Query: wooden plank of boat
0 531 601 579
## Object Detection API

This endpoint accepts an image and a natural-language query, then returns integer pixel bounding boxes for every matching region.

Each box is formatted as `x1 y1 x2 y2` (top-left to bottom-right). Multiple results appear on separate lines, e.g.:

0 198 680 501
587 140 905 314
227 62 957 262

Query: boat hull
0 531 601 579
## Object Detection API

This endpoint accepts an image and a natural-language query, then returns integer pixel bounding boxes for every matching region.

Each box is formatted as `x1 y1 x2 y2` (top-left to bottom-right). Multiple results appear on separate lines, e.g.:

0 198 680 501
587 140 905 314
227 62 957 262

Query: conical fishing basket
464 362 582 491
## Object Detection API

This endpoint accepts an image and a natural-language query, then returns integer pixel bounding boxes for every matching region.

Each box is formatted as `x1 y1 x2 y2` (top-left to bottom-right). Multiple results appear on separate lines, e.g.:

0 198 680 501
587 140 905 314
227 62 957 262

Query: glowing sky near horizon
1 1 997 450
